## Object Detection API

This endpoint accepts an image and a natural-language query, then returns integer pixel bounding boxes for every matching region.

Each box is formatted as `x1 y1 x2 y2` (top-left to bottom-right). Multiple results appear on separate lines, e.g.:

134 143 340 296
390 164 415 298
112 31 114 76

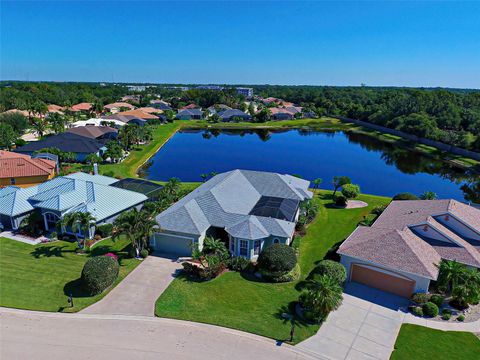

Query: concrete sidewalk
403 313 480 332
81 254 182 316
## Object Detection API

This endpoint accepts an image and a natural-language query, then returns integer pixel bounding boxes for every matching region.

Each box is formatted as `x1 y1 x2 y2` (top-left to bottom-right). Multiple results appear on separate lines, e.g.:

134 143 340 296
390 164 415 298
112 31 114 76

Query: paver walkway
81 253 182 316
297 283 409 360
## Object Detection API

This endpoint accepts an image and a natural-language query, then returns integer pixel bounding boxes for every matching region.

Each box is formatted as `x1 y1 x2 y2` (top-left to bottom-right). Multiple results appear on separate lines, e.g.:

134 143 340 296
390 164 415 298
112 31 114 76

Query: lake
140 129 477 200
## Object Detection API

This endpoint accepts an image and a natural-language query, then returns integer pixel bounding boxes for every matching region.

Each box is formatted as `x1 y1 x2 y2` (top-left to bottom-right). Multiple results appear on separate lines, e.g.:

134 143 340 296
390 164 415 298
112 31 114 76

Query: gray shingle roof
156 169 312 239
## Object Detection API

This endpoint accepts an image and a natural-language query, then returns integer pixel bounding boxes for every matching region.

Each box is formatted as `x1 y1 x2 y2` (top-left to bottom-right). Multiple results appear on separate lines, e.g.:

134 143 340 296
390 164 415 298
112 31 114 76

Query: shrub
228 256 250 272
334 195 347 207
129 247 137 258
262 263 301 283
95 223 113 238
412 306 423 317
430 294 444 308
140 249 149 258
411 292 430 304
422 302 439 317
341 184 360 199
257 244 297 274
299 275 343 322
81 256 119 295
50 231 57 239
311 260 346 285
94 234 102 241
105 252 118 261
457 314 465 322
371 205 387 215
441 313 451 320
393 192 419 200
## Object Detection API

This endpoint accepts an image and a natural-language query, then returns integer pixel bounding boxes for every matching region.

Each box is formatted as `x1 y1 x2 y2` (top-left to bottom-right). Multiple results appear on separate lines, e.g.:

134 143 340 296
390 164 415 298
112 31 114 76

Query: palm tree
300 275 343 322
312 178 322 192
332 176 351 196
113 208 141 257
136 211 158 252
209 171 218 178
200 173 208 182
436 260 467 293
420 191 437 200
202 236 228 259
61 211 95 249
163 177 181 199
31 118 48 138
48 113 66 134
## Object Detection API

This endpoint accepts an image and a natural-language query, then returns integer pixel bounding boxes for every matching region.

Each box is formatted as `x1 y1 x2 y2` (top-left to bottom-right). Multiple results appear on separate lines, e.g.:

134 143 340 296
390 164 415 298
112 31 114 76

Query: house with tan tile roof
338 199 480 297
104 102 135 113
116 109 159 120
70 102 93 112
0 151 56 188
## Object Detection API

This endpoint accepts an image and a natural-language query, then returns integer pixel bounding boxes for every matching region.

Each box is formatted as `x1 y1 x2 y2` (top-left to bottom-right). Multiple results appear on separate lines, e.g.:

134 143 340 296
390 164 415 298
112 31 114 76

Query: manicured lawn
391 324 480 360
99 121 183 178
155 191 390 343
0 237 140 312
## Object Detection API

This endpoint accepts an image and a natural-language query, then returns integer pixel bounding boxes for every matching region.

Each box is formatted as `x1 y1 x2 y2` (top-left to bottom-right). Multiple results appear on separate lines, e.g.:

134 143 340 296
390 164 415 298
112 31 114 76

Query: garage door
351 264 415 298
152 233 193 256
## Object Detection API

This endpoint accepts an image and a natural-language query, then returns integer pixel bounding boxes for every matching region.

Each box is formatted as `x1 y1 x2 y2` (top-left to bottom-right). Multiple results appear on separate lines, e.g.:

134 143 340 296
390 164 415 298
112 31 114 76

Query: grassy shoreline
96 117 477 180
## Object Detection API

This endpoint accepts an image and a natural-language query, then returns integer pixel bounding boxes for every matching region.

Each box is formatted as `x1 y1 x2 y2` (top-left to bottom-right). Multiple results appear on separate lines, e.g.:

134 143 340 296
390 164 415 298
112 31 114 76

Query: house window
230 238 235 253
239 240 248 257
10 178 16 185
254 240 261 255
273 238 280 244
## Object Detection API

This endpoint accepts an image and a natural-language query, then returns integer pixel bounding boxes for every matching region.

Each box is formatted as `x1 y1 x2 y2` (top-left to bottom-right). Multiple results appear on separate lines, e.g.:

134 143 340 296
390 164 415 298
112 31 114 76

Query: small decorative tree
300 275 343 322
332 176 351 196
341 184 360 202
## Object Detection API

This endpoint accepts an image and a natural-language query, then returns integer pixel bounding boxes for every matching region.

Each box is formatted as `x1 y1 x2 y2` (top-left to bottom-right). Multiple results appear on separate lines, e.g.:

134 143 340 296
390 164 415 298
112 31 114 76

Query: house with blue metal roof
152 169 312 260
0 172 147 237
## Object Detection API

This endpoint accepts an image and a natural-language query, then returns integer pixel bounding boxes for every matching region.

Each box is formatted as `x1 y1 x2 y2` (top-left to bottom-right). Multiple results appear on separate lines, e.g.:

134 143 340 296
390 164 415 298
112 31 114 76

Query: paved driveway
297 283 409 360
81 253 182 316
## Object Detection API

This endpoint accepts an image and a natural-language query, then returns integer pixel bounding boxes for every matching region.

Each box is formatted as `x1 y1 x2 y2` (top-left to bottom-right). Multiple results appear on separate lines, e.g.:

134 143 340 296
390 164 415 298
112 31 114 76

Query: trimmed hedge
140 249 149 258
81 255 119 295
228 256 250 272
430 294 444 308
411 292 430 305
393 192 419 200
95 223 113 238
311 260 346 285
422 302 439 317
334 195 347 206
257 244 297 274
261 263 301 283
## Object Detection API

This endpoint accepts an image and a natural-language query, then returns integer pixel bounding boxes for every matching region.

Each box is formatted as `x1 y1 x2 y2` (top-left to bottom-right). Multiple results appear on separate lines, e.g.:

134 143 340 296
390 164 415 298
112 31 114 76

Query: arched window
273 238 280 244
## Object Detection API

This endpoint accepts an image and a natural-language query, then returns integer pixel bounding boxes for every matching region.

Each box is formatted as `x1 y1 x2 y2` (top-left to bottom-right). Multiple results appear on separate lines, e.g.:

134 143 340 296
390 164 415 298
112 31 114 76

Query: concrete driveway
297 283 409 360
81 253 182 316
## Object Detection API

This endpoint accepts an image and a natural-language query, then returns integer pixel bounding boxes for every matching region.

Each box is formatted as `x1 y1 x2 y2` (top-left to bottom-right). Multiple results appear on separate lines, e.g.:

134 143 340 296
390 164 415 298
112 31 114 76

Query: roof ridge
397 228 439 278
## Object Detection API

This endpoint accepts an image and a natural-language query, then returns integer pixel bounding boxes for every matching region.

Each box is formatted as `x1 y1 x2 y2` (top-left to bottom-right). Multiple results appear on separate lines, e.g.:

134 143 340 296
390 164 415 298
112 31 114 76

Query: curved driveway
0 308 313 360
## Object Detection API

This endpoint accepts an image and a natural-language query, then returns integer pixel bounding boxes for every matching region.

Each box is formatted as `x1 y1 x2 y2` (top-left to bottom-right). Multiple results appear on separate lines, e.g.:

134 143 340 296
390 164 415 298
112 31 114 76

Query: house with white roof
0 172 147 237
153 169 312 260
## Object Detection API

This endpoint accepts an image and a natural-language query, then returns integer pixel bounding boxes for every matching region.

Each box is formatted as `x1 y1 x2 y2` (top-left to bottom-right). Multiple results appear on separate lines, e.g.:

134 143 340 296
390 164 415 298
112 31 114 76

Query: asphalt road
0 308 313 360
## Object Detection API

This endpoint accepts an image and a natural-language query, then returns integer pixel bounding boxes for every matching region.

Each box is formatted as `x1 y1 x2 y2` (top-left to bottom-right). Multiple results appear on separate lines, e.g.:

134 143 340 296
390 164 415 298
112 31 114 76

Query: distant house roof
104 102 135 110
338 200 480 279
70 103 93 112
15 133 107 154
207 104 232 113
101 114 147 124
156 169 313 239
218 109 251 120
179 104 199 110
136 107 163 114
47 104 64 113
0 151 56 180
116 109 158 119
269 107 294 116
3 109 29 117
67 126 117 139
0 172 147 218
177 109 203 117
284 106 302 114
121 95 140 102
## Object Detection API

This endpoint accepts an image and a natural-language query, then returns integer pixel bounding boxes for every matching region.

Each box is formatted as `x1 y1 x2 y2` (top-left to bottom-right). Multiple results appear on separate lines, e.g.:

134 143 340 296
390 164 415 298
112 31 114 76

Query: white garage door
152 233 193 256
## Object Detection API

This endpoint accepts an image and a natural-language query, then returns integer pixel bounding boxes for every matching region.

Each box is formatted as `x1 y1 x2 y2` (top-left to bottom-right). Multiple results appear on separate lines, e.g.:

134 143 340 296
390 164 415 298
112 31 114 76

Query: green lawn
155 191 390 343
0 237 140 312
99 121 183 178
391 324 480 360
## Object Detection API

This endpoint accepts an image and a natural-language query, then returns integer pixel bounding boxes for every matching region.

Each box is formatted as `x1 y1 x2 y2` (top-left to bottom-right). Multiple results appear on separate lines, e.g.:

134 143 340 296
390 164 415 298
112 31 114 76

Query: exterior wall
0 174 54 188
229 235 290 260
340 255 431 293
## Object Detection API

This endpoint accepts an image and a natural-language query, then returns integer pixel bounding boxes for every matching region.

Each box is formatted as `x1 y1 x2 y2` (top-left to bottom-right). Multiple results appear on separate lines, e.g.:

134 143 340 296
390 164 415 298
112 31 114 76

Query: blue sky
1 1 479 88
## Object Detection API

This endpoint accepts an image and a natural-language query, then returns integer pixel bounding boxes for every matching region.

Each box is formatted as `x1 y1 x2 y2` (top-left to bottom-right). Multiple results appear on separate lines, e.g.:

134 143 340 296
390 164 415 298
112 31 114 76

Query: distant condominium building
236 87 253 97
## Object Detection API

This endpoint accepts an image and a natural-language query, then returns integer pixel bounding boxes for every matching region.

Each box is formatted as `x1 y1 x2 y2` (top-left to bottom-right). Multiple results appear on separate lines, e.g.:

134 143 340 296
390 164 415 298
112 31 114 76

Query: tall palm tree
61 211 95 249
77 212 96 241
113 208 142 257
163 177 181 199
312 178 322 192
137 211 158 252
436 260 467 293
420 191 437 200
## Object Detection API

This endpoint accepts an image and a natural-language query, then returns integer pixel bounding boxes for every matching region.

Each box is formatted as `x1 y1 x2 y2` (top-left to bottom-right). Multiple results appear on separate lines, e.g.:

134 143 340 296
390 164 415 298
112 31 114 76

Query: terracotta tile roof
116 109 158 119
104 102 135 110
0 151 56 179
338 199 480 279
47 104 64 113
70 103 93 112
179 104 199 110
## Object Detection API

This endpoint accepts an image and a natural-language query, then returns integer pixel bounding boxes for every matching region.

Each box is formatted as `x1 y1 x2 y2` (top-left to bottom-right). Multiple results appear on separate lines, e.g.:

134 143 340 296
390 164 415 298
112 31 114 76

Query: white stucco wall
340 255 432 293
